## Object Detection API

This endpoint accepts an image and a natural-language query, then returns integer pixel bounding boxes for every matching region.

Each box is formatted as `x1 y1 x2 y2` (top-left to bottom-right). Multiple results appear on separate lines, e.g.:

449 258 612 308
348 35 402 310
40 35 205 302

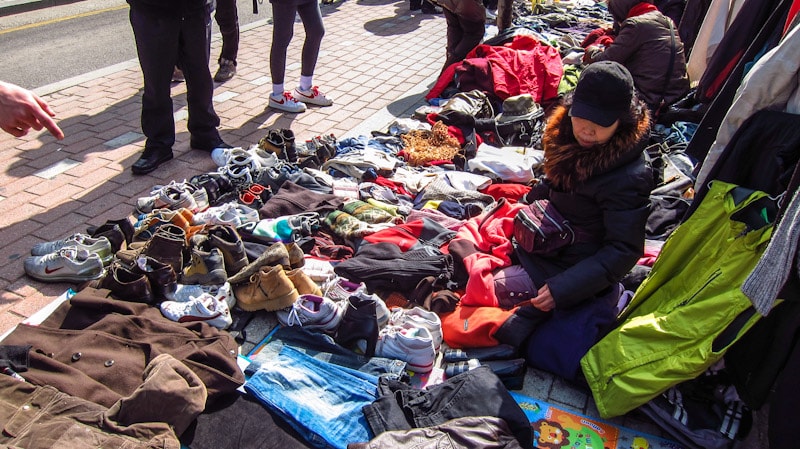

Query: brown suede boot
285 242 305 269
286 268 322 296
116 224 186 275
233 265 298 311
99 262 155 304
227 241 290 285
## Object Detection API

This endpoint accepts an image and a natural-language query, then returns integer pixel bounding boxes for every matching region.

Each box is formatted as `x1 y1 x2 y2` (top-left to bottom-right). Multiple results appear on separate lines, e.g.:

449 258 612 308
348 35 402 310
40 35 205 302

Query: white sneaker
293 86 333 106
389 306 443 351
269 91 307 113
276 294 344 334
173 281 235 308
24 247 104 283
322 276 366 302
376 325 436 373
31 233 113 265
160 292 232 330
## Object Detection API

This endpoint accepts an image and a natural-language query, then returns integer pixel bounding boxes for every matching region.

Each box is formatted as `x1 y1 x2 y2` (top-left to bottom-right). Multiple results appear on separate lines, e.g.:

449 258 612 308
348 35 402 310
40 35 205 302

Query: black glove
434 109 476 128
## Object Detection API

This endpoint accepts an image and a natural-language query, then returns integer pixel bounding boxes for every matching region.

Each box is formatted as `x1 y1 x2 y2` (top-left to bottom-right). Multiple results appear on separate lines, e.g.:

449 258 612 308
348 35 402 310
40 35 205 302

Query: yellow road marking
0 4 128 36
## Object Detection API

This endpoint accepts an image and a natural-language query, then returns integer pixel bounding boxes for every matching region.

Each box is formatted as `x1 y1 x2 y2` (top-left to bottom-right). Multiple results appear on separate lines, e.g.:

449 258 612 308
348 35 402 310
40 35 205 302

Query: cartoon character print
532 419 571 448
631 436 650 449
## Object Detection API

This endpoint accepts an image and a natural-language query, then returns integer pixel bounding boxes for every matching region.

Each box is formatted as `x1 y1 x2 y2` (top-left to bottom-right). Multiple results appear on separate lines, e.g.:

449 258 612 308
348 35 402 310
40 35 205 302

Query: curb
0 0 82 17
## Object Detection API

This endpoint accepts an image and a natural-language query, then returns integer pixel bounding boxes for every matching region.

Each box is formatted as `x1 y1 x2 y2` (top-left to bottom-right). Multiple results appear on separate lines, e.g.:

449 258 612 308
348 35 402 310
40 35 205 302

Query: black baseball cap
569 61 634 127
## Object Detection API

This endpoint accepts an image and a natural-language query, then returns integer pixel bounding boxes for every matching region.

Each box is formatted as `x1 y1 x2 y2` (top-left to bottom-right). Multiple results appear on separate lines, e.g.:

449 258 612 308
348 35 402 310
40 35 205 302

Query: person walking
127 0 231 175
213 0 240 83
267 0 334 113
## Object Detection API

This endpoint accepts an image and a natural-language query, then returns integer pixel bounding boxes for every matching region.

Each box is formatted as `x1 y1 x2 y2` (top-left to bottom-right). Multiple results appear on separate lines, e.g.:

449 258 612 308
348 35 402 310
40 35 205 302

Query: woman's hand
530 284 555 312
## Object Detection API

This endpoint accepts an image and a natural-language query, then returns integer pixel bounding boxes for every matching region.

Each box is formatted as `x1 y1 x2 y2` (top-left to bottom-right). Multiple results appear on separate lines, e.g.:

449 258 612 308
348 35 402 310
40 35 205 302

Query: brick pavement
0 1 769 447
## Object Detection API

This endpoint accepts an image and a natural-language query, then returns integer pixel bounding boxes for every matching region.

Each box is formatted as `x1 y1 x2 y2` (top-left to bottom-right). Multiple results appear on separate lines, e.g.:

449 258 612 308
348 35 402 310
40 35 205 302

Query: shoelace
285 305 304 327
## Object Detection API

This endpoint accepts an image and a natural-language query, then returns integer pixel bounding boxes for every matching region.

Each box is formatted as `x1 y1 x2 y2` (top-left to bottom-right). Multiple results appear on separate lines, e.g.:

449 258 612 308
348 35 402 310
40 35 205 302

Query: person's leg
449 17 484 64
496 0 512 31
296 0 324 80
130 8 179 152
270 1 297 88
180 6 224 150
442 9 464 71
215 0 239 64
268 1 307 112
214 0 239 82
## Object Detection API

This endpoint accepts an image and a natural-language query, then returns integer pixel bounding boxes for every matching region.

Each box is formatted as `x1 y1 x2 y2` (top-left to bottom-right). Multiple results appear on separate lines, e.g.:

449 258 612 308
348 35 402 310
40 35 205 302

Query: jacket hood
608 0 648 22
541 104 651 192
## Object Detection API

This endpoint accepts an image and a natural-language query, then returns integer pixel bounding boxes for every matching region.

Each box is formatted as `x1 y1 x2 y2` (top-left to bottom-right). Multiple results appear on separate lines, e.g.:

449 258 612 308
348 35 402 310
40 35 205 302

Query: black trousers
443 9 485 71
130 7 221 151
215 0 239 64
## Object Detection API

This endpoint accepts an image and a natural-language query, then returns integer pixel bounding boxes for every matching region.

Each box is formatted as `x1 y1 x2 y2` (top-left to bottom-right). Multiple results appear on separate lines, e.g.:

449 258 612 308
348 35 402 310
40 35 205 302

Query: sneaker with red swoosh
24 246 104 283
293 86 333 106
268 91 307 113
160 293 233 330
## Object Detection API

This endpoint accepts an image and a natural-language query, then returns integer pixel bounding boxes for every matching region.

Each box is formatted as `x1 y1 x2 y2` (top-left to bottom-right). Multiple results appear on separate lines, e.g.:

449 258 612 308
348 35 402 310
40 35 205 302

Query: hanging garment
580 181 773 418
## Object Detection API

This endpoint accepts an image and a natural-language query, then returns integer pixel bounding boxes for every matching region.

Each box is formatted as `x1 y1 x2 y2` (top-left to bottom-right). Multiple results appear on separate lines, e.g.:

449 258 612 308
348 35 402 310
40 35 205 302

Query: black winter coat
517 104 653 309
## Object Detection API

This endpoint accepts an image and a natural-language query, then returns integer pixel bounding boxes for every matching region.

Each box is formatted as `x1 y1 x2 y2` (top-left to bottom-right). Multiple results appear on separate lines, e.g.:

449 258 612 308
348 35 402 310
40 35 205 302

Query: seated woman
583 0 690 112
493 61 654 379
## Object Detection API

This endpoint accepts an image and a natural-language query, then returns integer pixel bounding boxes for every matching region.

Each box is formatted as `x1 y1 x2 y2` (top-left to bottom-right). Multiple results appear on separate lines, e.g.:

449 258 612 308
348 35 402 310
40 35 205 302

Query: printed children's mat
511 392 686 449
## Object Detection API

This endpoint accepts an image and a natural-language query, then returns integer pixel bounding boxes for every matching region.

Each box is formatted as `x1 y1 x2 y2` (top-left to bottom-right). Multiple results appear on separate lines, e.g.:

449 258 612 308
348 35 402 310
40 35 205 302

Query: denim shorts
245 346 378 449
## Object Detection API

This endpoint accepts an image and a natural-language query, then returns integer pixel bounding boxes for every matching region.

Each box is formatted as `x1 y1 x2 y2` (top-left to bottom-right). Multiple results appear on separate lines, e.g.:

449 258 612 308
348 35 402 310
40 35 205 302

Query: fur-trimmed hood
541 104 651 192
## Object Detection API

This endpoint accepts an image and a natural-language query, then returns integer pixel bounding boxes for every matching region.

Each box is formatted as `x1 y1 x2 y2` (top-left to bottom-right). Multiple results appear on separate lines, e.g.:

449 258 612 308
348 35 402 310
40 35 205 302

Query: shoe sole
26 271 104 283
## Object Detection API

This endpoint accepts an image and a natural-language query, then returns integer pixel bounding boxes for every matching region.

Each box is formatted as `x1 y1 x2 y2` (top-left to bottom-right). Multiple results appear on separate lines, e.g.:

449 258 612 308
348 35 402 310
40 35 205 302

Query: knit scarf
627 2 658 18
741 188 800 315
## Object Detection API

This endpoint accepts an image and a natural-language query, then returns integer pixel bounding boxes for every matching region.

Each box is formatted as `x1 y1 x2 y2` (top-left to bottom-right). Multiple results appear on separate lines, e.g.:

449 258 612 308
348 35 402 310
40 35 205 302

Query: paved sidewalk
0 1 769 447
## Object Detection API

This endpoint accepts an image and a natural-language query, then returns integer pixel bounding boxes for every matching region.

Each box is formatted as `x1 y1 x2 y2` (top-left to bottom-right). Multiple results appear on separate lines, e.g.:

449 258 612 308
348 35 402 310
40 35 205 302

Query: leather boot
285 268 322 296
133 256 177 301
181 246 228 285
88 217 134 251
206 225 248 276
227 241 290 285
335 294 379 357
99 263 155 304
142 224 187 275
279 129 297 163
285 242 305 269
233 265 299 312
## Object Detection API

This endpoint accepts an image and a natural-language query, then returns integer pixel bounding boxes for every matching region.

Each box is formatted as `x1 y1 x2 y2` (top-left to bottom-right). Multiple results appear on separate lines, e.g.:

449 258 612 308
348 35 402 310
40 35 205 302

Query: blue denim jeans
245 345 378 449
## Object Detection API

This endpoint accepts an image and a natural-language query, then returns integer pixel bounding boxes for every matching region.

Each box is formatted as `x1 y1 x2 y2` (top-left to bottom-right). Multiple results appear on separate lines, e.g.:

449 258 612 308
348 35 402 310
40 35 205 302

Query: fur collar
542 105 650 192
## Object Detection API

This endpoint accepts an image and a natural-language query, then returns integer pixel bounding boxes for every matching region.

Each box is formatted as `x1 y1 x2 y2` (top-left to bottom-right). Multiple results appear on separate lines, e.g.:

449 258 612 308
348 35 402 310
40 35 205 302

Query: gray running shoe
31 233 113 265
24 247 104 283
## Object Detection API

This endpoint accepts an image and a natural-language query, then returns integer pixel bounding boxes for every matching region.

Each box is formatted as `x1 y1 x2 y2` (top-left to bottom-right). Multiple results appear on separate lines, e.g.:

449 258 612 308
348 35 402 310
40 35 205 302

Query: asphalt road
0 0 272 90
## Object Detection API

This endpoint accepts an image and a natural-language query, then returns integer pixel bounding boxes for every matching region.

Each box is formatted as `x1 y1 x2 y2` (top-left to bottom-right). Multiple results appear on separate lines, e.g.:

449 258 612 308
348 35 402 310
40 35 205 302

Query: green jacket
580 181 773 418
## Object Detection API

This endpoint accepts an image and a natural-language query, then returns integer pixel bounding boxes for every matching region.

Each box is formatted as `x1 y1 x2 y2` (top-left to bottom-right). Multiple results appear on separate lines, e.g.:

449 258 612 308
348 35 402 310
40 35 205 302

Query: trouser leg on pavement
130 8 180 151
180 6 222 147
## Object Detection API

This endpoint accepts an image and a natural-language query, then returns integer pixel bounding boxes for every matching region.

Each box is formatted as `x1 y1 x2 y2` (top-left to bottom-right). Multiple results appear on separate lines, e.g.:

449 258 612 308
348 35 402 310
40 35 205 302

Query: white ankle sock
272 84 284 98
299 75 313 91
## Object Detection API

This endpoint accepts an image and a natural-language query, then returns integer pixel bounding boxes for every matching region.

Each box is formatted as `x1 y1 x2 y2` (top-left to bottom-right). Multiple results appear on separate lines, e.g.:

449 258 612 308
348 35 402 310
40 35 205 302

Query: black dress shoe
132 147 173 175
191 138 232 152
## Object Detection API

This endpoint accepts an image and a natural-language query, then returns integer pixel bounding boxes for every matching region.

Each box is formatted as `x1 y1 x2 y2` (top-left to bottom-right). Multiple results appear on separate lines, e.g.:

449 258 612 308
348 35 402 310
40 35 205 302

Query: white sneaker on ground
376 325 436 373
276 294 344 334
31 233 113 265
160 292 233 329
293 86 333 106
389 306 443 351
269 91 307 113
174 281 235 308
24 247 104 283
